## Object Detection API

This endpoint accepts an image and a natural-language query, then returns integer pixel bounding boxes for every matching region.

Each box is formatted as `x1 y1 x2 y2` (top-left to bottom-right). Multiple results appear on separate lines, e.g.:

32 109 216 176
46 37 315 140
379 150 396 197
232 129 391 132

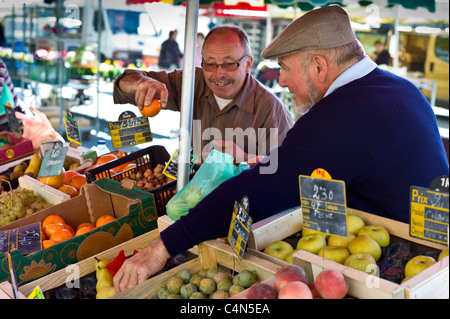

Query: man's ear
311 54 328 84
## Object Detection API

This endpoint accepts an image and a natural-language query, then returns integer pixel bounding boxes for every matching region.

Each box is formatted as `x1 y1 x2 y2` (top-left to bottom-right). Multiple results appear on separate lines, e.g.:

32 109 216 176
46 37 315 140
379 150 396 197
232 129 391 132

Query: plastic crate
84 145 196 216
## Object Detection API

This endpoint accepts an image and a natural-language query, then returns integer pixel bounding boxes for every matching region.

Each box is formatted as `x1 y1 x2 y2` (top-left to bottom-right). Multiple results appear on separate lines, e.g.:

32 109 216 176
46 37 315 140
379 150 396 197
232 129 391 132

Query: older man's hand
113 236 170 294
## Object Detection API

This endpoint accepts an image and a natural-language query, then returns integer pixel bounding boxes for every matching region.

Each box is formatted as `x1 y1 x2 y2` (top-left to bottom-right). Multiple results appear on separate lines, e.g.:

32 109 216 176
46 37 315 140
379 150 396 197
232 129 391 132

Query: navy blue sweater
161 68 449 256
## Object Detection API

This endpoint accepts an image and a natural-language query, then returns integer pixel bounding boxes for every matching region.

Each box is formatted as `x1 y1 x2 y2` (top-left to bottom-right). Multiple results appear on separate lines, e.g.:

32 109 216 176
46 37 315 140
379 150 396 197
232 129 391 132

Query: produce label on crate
163 148 198 180
300 169 347 237
410 177 449 245
109 111 153 149
0 222 42 255
64 112 82 145
38 142 68 177
227 196 252 260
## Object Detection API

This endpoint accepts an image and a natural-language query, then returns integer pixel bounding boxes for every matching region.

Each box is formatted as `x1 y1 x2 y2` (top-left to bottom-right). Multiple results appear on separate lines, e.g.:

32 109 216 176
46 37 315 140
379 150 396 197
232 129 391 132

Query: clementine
42 239 57 249
42 215 66 228
139 99 161 117
41 227 47 241
64 170 82 184
75 226 94 236
50 229 74 243
38 169 66 189
57 184 80 198
121 163 137 172
44 223 66 239
96 154 118 166
96 215 116 227
76 222 96 232
64 224 75 236
68 174 88 190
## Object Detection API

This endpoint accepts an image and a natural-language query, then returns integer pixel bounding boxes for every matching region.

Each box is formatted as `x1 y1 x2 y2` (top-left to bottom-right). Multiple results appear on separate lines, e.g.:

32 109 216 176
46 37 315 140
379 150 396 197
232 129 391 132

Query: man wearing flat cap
114 6 448 293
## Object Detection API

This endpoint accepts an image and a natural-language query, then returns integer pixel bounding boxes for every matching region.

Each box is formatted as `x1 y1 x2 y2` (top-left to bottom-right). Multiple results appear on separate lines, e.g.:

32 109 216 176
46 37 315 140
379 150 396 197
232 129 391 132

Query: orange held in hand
140 99 161 117
96 215 116 227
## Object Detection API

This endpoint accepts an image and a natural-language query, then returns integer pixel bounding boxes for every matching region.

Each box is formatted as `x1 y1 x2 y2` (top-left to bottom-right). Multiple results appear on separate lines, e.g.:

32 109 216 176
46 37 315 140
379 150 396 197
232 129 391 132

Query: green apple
264 240 294 260
347 214 365 236
404 255 436 277
358 225 390 247
318 246 350 264
302 228 329 240
348 235 382 261
285 249 299 264
297 233 326 255
327 232 355 248
344 253 378 275
438 248 449 261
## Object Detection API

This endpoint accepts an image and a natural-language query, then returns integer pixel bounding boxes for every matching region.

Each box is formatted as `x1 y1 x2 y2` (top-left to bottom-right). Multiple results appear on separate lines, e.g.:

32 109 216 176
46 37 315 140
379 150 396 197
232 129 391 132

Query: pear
96 268 114 291
96 286 116 299
95 257 111 273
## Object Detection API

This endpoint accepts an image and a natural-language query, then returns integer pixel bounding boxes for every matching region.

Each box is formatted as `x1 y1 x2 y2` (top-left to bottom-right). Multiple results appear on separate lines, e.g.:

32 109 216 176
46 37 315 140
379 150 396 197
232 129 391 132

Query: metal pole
393 5 399 71
177 0 199 191
96 0 103 134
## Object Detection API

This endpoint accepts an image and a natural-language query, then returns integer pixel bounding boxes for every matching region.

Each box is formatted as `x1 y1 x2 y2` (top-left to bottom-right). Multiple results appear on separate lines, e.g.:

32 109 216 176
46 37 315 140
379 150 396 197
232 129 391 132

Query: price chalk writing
163 149 198 180
410 185 449 245
0 222 42 254
227 196 252 260
64 113 82 145
109 115 152 149
38 143 68 178
299 175 347 237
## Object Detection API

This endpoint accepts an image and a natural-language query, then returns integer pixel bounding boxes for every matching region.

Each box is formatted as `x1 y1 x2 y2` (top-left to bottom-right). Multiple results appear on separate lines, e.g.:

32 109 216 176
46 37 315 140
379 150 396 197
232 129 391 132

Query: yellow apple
302 228 329 240
404 255 436 277
327 232 355 248
344 253 378 275
318 246 350 264
438 248 449 261
296 233 326 255
358 225 390 247
264 241 294 260
285 249 299 264
348 235 382 261
347 214 365 235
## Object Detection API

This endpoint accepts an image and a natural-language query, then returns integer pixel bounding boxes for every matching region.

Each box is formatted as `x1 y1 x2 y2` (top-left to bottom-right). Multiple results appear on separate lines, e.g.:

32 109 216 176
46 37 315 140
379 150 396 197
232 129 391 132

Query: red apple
246 283 277 299
278 281 313 299
275 265 308 291
308 282 322 299
314 269 348 299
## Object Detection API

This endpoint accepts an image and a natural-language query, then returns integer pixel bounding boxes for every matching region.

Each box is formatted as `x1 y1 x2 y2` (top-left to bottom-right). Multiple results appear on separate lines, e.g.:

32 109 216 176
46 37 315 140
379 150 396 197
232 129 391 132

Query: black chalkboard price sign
0 222 42 255
38 142 68 178
410 179 449 245
64 112 82 145
227 196 252 260
163 148 198 180
299 170 347 237
4 101 21 137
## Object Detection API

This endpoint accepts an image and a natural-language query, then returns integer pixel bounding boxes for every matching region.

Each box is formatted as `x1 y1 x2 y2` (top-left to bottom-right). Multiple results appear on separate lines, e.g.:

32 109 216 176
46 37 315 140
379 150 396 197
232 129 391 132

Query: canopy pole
392 4 400 72
177 0 199 191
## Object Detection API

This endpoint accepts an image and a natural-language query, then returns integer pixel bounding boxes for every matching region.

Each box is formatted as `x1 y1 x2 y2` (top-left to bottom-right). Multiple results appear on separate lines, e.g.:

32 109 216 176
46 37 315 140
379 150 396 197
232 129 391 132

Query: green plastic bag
166 149 250 221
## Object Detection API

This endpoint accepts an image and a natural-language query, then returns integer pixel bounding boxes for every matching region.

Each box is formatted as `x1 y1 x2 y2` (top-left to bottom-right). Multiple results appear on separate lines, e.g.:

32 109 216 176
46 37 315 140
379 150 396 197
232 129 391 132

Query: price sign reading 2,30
300 174 347 238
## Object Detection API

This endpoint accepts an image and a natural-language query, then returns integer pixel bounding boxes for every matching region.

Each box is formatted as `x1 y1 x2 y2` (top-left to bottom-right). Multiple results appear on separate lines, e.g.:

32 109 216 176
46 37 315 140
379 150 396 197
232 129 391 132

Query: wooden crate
113 239 282 299
18 174 70 205
18 229 160 297
0 281 27 299
290 207 449 299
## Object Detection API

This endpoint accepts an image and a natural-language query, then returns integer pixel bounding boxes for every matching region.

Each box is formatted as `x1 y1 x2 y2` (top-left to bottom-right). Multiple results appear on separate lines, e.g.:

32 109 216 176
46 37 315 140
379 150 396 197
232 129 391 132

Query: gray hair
203 25 252 57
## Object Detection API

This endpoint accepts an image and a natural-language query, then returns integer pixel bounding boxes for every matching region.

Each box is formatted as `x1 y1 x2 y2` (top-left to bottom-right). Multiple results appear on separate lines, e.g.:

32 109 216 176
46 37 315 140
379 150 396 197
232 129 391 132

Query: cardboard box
0 131 34 165
0 178 158 286
289 208 449 299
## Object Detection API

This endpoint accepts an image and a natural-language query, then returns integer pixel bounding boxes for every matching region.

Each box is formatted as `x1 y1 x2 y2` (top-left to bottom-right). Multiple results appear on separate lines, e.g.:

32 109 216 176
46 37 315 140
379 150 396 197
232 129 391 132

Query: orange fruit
57 184 80 198
41 227 47 241
42 240 57 249
44 223 66 239
140 99 161 117
68 174 88 190
96 215 116 227
64 170 82 184
64 224 75 236
111 150 127 158
50 229 74 243
76 222 96 232
96 154 118 166
38 169 66 189
121 163 137 172
42 215 66 229
75 226 94 236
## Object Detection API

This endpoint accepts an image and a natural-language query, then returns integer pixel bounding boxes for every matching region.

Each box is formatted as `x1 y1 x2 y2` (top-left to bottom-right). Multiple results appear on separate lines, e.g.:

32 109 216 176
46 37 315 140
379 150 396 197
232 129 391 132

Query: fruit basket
84 145 198 216
250 207 448 299
112 239 281 299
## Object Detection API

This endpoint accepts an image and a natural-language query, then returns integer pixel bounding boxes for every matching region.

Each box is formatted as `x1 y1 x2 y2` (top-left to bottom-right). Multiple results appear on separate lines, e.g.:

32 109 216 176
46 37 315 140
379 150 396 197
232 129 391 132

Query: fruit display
233 265 350 299
123 164 173 191
0 187 53 227
42 250 194 299
0 159 32 191
40 214 116 248
154 268 258 299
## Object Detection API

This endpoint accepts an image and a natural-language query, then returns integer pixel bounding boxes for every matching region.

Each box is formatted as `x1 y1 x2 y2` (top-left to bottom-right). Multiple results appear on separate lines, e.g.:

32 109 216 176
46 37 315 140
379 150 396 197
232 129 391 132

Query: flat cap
261 5 357 59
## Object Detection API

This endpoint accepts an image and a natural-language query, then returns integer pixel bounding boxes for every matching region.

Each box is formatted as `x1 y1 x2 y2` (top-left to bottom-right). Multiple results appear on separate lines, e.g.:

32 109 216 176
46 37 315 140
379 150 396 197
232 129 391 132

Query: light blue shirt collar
324 55 377 98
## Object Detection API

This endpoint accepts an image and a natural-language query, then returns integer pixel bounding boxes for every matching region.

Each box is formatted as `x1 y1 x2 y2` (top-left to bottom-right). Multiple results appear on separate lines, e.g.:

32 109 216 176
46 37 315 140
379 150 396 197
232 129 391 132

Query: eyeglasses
201 55 249 72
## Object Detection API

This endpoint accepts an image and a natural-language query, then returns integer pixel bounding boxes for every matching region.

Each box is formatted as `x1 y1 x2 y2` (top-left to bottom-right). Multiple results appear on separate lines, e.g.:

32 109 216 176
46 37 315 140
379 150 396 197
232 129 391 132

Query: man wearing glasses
113 25 293 163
